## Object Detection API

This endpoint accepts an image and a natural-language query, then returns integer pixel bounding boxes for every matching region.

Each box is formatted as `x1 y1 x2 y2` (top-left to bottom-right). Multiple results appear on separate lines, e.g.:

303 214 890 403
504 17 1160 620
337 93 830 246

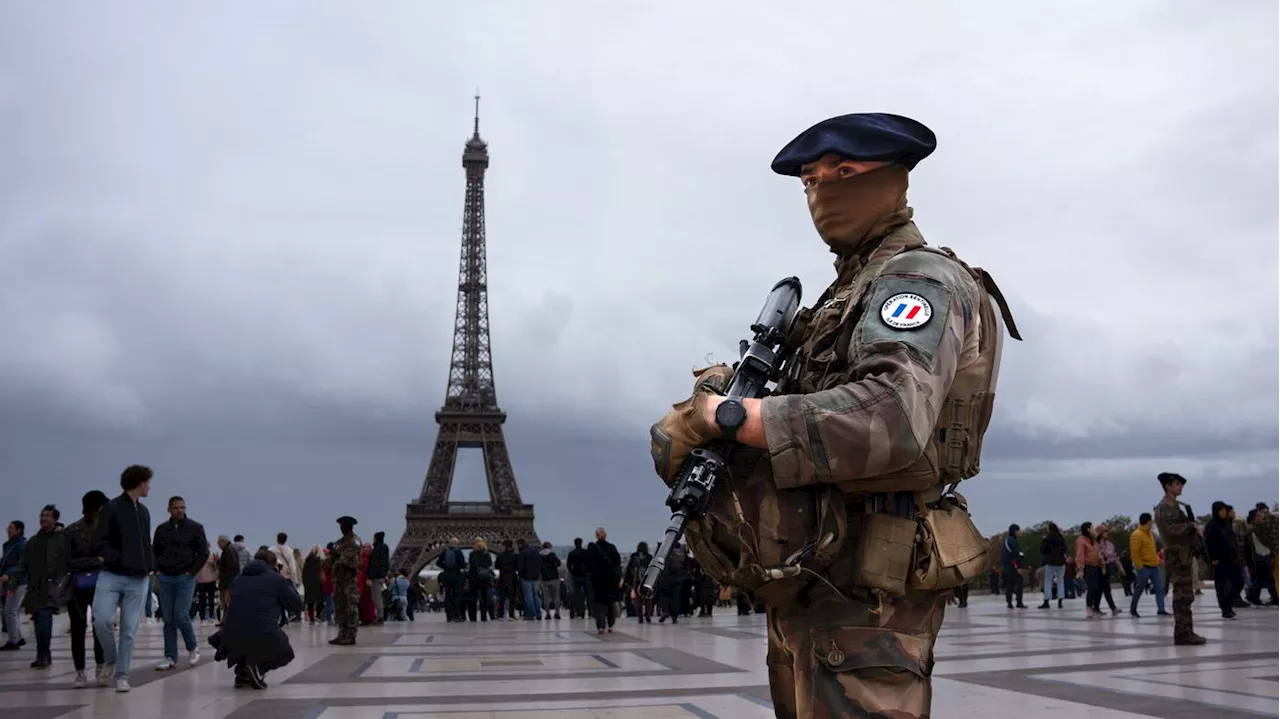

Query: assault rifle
639 277 803 599
1183 502 1208 560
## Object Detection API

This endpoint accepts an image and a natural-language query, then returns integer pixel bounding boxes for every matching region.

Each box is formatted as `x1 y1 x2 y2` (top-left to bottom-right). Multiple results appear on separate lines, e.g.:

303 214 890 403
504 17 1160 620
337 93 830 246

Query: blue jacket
1001 533 1023 572
1 536 26 585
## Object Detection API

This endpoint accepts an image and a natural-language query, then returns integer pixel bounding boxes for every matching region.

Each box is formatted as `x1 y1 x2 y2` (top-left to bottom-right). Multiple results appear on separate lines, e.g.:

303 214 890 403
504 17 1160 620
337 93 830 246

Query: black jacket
218 546 241 587
516 545 543 581
153 517 210 576
368 542 390 581
495 549 519 588
586 540 621 601
93 494 154 577
1040 534 1068 566
468 550 496 587
567 547 589 577
1205 519 1236 564
216 559 302 670
539 550 561 581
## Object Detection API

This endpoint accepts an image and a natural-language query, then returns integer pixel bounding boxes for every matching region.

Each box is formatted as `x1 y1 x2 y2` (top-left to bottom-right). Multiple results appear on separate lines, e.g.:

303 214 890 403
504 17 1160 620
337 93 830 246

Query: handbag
73 571 99 591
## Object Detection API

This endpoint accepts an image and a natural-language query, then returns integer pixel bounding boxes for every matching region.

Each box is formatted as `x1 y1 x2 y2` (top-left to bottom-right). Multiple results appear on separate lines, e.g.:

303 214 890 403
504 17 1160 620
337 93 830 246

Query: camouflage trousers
1165 555 1196 638
765 586 945 719
333 576 360 635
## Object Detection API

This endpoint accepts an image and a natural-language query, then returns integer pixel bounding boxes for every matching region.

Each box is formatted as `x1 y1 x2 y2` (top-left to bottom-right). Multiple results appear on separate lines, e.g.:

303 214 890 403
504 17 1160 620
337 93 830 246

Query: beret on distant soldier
1157 472 1187 486
337 515 357 526
771 112 937 176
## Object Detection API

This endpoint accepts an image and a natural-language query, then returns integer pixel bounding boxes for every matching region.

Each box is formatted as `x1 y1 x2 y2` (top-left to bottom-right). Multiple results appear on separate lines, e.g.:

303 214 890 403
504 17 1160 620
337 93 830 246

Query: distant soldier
329 516 362 646
1152 473 1206 645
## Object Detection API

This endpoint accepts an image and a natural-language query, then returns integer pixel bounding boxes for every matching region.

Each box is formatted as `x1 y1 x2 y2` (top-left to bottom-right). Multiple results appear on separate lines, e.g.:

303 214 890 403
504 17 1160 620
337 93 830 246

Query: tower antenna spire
473 90 480 137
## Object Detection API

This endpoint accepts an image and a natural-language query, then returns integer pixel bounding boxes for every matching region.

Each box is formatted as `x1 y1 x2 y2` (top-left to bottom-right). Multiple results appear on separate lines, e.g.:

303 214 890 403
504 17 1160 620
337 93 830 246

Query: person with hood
1038 523 1068 609
1204 500 1238 619
7 505 68 669
624 541 655 624
211 549 302 689
539 542 562 620
1002 524 1026 609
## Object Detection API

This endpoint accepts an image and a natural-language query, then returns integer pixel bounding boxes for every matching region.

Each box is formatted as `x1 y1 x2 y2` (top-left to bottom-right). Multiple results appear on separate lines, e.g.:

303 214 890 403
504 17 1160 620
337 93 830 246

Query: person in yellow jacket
1129 513 1170 617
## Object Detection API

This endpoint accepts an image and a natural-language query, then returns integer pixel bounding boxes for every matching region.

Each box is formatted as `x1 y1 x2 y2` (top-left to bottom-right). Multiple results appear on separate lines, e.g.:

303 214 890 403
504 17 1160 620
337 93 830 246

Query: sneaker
155 658 175 671
115 678 131 693
245 664 267 690
188 649 201 667
73 671 87 688
97 663 113 687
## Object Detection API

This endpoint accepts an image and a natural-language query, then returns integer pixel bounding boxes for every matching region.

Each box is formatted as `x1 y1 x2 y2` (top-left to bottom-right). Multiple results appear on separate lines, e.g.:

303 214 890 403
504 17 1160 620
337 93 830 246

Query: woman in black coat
211 551 303 689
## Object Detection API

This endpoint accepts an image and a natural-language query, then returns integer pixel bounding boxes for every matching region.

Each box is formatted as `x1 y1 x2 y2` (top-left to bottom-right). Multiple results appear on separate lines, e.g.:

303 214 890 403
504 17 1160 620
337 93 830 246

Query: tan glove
649 364 734 486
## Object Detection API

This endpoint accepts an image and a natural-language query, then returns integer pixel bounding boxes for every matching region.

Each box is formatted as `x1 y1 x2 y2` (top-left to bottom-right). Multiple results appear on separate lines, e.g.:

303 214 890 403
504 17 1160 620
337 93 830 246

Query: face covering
805 164 911 256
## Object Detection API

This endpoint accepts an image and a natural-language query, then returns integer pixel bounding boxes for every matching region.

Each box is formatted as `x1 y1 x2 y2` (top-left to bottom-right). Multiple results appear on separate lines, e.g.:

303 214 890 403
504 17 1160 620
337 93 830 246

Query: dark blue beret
771 113 937 176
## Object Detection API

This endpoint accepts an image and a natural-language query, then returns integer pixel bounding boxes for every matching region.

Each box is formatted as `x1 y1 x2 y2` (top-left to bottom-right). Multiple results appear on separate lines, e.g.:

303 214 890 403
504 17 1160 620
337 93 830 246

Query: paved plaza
1 593 1275 718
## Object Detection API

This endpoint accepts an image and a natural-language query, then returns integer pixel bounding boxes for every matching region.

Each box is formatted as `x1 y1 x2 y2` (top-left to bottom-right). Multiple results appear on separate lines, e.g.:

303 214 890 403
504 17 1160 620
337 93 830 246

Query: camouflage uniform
330 530 363 644
1153 496 1200 642
682 221 1019 718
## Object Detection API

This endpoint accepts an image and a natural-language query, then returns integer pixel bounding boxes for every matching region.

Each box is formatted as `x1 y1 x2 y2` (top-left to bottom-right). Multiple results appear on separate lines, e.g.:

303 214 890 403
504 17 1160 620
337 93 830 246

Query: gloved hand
649 363 734 486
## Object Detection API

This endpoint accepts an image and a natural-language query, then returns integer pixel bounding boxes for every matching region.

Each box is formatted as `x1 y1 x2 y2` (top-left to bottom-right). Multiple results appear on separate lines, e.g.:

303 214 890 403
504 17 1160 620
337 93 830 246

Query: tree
1101 515 1136 533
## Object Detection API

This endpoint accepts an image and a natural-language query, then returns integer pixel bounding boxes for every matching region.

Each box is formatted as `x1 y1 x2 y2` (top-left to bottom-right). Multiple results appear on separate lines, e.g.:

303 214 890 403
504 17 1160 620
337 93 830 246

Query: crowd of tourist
1 462 1275 695
981 502 1278 619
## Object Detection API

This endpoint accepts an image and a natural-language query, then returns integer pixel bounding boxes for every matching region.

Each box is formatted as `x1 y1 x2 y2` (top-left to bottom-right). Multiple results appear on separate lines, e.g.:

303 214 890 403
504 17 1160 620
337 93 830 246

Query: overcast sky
1 2 1276 553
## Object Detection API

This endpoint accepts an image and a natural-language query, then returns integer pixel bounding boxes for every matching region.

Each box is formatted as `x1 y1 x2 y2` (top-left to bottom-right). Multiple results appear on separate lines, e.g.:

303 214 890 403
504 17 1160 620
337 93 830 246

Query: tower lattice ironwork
391 96 539 575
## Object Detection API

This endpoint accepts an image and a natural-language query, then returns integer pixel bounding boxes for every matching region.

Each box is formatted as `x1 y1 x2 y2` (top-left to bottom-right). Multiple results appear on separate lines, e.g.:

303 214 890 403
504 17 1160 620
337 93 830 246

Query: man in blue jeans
1129 512 1170 618
152 495 209 671
92 465 156 692
515 538 543 620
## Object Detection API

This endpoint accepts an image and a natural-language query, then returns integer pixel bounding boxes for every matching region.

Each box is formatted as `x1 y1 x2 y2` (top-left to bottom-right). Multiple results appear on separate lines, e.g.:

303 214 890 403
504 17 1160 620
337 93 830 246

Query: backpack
442 548 459 570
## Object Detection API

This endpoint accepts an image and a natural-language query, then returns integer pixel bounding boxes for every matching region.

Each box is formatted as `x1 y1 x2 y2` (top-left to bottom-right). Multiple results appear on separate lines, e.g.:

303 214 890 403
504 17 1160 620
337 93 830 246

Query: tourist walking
91 465 157 692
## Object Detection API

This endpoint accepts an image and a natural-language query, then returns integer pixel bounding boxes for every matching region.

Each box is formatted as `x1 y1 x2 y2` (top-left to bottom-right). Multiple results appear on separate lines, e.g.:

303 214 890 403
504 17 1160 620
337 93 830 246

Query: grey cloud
0 1 1275 548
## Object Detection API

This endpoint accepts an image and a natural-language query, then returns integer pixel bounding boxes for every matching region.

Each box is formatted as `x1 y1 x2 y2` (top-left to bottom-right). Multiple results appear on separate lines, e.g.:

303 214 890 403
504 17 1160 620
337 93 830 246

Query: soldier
1152 472 1206 645
329 516 363 646
649 113 1020 717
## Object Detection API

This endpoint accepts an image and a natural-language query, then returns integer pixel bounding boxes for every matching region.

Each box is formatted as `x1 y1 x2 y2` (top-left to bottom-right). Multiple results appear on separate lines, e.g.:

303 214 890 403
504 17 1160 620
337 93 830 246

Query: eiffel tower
391 96 539 575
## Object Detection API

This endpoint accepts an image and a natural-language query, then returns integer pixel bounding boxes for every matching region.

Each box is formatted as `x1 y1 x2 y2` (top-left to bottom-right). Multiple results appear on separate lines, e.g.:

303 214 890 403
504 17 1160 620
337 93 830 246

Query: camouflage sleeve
1156 503 1194 536
760 250 976 489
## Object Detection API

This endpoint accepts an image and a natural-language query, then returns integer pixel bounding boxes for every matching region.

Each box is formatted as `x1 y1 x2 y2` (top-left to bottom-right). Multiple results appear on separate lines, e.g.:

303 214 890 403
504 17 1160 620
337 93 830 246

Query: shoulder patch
854 275 953 366
879 292 933 330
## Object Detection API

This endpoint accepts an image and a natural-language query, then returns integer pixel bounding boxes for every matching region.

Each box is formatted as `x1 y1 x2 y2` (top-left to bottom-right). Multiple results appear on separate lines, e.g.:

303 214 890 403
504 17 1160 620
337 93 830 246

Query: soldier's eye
838 166 854 177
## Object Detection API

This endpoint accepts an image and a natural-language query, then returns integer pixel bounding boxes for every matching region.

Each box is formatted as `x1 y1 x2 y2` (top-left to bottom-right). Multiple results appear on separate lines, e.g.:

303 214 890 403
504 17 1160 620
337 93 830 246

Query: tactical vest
684 222 1021 606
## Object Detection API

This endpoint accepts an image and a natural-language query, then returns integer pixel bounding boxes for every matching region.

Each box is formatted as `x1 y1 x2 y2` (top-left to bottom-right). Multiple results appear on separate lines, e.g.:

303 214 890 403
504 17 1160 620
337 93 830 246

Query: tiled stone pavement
0 592 1275 718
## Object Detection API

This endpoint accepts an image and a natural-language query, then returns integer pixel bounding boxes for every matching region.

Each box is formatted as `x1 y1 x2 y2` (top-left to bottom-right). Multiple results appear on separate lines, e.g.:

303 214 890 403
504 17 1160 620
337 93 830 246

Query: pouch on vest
849 512 918 598
744 489 849 606
908 493 989 592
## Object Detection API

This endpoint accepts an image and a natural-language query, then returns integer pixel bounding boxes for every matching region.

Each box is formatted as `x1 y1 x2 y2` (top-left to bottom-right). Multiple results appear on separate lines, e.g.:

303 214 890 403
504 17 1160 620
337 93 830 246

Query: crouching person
211 549 302 689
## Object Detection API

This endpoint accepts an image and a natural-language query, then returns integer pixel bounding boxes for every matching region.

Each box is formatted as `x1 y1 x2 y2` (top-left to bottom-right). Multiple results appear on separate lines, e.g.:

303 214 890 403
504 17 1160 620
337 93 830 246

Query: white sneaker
115 678 131 692
188 649 200 667
73 671 87 688
155 658 175 671
97 663 113 687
